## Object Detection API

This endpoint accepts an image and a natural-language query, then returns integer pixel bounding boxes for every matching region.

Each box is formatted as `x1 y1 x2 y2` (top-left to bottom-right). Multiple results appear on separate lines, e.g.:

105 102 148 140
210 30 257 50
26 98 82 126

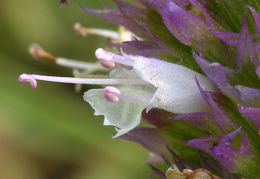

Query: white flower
19 48 215 137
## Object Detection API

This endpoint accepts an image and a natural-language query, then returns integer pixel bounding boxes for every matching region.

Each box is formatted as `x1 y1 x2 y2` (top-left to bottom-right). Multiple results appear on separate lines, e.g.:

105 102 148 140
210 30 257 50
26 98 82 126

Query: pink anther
104 86 121 103
18 74 37 89
95 48 115 69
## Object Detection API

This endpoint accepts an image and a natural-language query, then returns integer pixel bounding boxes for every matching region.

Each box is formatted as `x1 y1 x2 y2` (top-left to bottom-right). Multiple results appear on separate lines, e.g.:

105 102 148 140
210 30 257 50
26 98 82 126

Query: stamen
120 93 149 103
29 44 106 71
104 86 121 103
104 86 149 104
56 57 103 71
74 23 119 40
18 74 38 89
95 48 134 67
29 44 56 62
95 48 115 69
18 74 146 86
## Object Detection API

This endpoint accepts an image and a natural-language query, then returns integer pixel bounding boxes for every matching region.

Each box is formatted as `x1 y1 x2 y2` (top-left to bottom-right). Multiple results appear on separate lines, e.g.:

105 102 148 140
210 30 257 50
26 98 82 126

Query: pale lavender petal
240 132 252 155
151 0 208 45
187 130 249 171
149 0 189 8
237 16 259 67
238 105 260 130
257 66 260 79
210 30 239 47
172 112 220 134
247 6 260 38
207 94 238 133
195 78 238 133
108 41 164 58
236 85 260 107
193 51 240 101
218 128 240 147
81 4 146 37
211 146 240 171
185 136 221 153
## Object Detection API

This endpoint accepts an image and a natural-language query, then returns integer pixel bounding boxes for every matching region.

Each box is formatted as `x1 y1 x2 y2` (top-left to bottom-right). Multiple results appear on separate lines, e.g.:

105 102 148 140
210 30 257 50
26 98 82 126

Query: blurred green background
0 0 149 178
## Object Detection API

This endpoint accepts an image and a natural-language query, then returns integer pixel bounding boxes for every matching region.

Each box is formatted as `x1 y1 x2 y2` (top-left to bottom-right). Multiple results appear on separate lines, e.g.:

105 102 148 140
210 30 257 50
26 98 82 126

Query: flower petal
151 0 208 45
172 112 221 135
237 16 259 67
84 88 146 137
186 136 221 153
132 55 216 113
193 51 240 102
81 3 146 37
236 85 260 107
238 105 260 131
247 6 260 38
84 67 155 137
210 30 239 46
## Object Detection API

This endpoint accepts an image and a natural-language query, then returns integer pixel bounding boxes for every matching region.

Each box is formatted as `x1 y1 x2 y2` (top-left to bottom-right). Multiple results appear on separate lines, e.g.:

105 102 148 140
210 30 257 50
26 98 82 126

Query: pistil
18 74 146 88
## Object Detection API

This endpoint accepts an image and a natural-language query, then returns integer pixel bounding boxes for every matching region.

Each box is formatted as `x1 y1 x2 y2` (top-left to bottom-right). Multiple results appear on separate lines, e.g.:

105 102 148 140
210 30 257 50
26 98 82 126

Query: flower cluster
19 0 260 178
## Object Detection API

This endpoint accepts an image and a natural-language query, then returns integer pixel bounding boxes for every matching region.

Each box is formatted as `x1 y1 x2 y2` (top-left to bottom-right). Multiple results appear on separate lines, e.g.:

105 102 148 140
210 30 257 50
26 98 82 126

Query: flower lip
18 74 37 89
